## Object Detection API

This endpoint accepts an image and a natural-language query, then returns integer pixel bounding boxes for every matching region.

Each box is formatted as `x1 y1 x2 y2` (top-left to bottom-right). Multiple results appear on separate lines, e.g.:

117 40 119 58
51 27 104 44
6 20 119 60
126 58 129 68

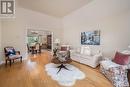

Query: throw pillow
80 46 84 54
83 47 91 56
61 47 67 51
6 48 16 56
113 52 130 65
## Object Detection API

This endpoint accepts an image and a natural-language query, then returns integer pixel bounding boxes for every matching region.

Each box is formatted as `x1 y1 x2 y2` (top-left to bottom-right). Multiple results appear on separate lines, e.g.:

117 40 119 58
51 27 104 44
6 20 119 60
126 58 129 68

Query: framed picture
81 30 100 45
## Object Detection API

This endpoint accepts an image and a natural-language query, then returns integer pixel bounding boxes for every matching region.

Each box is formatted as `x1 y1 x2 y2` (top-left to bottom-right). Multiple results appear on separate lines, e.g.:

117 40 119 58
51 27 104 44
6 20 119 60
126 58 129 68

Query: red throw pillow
113 52 130 65
61 47 67 51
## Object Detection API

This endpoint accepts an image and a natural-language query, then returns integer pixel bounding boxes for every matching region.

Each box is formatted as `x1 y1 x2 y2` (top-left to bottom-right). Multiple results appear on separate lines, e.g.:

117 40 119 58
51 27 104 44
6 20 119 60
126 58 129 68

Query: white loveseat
71 46 102 68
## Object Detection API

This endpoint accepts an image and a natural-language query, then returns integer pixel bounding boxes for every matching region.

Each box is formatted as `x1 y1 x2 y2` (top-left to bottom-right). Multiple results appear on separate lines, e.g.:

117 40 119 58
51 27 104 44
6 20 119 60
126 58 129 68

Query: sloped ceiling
17 0 92 17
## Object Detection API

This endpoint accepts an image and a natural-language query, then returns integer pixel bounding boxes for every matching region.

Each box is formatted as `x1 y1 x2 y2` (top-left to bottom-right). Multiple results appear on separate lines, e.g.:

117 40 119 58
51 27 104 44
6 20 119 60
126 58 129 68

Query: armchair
4 46 22 66
35 43 41 53
100 51 130 87
51 50 72 73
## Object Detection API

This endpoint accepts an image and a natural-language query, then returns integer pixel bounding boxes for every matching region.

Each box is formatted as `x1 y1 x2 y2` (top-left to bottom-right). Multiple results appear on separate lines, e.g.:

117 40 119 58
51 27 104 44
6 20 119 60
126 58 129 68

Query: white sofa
71 46 102 68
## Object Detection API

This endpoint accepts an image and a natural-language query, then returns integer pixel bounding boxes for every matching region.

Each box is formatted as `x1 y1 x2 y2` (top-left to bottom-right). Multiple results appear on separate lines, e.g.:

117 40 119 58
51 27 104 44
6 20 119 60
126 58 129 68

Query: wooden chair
35 43 41 53
27 44 32 53
4 46 22 66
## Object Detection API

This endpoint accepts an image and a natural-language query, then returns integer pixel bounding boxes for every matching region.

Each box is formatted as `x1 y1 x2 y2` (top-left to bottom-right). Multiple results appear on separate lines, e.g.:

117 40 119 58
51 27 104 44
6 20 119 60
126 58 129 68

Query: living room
0 0 130 87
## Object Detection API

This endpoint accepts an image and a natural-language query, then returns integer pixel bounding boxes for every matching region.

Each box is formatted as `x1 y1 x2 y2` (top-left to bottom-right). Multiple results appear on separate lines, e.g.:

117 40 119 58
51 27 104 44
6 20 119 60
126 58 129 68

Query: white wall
63 0 130 58
1 0 130 60
0 20 2 62
1 7 63 60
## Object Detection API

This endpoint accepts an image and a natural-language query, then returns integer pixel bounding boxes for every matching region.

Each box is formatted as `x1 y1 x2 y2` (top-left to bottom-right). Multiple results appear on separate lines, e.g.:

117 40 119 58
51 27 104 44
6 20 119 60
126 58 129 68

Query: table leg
57 64 70 74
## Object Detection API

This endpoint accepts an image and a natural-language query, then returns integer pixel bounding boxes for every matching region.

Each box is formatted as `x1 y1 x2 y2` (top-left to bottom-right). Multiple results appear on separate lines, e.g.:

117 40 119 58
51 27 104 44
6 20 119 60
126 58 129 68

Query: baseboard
0 58 27 66
0 61 5 65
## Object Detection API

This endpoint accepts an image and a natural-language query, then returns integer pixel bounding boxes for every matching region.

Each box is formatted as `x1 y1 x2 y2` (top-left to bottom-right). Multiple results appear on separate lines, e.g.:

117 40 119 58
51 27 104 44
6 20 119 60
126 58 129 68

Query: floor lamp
54 38 60 49
53 39 60 56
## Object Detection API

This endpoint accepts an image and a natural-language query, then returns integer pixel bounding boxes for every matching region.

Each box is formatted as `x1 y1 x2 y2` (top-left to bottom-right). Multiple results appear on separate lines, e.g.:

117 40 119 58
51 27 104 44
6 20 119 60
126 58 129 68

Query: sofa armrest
93 52 102 61
102 57 113 61
121 64 130 70
93 52 102 58
92 53 103 66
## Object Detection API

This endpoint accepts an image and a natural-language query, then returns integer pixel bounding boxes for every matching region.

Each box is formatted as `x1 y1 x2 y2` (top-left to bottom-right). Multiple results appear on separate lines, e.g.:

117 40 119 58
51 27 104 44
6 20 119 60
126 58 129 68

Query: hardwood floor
0 51 113 87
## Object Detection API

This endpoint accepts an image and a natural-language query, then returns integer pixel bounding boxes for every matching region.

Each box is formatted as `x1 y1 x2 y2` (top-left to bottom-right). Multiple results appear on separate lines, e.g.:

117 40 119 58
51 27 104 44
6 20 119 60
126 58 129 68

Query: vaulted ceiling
17 0 92 18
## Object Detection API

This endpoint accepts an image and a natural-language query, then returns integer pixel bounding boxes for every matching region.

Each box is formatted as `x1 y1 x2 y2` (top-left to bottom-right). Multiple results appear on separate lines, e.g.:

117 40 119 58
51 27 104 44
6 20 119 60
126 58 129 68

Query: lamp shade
54 39 60 44
128 45 130 48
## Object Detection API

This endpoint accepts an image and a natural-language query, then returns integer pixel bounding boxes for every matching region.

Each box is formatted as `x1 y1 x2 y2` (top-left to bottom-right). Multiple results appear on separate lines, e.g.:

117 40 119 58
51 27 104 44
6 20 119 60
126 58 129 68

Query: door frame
25 29 54 54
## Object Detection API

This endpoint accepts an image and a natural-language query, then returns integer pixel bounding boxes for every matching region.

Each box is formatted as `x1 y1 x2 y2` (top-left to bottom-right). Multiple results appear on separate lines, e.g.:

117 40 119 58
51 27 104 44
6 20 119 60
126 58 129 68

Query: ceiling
17 0 92 18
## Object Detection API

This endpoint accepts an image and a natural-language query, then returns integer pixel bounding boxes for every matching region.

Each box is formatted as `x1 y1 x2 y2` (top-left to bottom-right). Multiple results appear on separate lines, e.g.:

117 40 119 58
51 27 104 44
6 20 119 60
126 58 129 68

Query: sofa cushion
100 60 120 70
9 55 22 59
113 52 130 65
80 55 91 59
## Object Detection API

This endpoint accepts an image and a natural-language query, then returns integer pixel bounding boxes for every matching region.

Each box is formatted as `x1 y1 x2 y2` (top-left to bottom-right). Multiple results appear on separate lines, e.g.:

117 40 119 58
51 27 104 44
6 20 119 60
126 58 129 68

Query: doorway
26 29 53 55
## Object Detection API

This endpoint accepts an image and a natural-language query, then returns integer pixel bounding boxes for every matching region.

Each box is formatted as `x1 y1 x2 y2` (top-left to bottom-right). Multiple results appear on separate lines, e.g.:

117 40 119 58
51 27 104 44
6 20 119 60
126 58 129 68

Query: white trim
0 61 5 65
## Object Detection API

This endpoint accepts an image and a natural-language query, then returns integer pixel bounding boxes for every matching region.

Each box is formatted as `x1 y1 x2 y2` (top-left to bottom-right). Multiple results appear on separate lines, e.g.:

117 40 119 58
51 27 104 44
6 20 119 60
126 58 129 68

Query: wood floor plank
0 51 113 87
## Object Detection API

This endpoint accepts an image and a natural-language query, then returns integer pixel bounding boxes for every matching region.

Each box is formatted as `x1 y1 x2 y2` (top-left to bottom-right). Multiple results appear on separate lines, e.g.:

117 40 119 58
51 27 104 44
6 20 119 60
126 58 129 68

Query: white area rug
45 63 85 86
